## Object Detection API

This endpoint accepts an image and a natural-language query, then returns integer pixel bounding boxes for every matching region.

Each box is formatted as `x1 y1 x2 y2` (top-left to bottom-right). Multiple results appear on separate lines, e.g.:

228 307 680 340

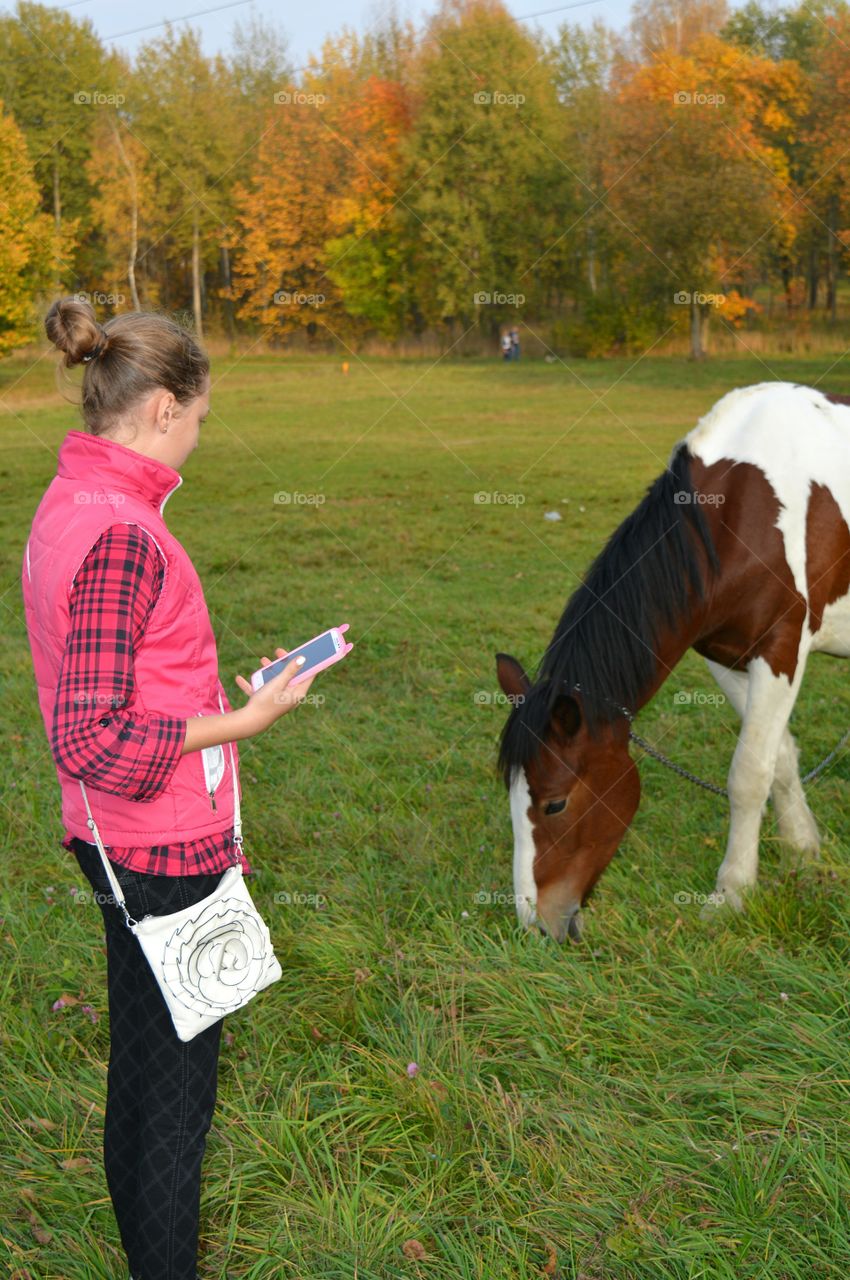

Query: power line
59 0 601 65
104 0 252 41
514 0 603 20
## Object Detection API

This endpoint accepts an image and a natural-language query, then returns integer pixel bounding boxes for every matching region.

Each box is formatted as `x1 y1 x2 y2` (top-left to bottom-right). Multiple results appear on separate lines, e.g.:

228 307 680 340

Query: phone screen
258 631 337 684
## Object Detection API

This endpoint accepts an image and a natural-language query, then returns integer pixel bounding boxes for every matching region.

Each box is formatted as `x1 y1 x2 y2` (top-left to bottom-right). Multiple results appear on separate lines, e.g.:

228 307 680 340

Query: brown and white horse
496 382 850 941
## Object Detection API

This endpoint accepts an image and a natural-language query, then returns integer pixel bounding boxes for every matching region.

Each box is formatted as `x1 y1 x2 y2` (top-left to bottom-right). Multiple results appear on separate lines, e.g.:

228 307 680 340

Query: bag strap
219 689 245 863
77 779 140 927
79 718 243 930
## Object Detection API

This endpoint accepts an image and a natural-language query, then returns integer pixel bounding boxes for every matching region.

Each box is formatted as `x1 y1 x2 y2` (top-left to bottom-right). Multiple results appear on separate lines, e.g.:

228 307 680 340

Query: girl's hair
45 297 210 436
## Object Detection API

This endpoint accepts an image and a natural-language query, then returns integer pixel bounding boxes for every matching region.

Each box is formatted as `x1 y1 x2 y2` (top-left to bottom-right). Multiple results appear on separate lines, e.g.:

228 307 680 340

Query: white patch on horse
686 380 850 602
682 384 850 909
509 768 537 928
814 594 850 657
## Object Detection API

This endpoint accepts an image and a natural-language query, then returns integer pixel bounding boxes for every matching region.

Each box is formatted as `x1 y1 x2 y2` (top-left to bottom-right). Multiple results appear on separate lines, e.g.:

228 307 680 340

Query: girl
22 297 315 1280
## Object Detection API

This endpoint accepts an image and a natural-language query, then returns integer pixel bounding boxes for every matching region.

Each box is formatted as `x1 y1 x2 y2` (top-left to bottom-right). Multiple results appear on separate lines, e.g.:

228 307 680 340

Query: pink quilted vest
21 429 240 850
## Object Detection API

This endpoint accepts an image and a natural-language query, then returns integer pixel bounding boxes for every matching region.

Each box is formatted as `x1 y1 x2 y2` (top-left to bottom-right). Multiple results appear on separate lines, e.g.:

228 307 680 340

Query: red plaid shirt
55 523 250 876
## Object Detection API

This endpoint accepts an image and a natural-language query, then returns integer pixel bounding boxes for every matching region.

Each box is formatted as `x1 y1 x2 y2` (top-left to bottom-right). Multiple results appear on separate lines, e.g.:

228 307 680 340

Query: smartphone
250 624 352 691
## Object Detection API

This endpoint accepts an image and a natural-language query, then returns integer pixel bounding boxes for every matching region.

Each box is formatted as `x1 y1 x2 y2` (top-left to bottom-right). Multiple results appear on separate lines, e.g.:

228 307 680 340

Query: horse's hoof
777 821 821 858
700 885 745 919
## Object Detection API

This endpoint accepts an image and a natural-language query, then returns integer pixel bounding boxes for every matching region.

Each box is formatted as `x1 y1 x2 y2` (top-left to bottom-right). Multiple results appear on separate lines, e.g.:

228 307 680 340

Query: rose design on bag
161 897 276 1015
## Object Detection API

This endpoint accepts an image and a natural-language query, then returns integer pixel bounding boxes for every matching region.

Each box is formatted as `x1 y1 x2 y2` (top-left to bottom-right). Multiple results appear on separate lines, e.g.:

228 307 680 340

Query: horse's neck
630 604 710 716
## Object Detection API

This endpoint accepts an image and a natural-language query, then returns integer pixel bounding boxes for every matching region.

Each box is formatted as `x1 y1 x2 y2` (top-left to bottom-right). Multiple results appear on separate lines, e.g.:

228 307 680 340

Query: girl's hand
234 648 317 735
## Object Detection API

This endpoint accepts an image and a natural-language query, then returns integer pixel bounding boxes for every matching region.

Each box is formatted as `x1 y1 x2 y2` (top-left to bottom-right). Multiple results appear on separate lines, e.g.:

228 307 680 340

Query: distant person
510 325 520 361
501 332 512 360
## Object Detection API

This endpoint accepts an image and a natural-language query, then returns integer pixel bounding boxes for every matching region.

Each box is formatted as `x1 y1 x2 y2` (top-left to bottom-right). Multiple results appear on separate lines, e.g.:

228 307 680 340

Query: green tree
551 20 623 318
0 1 114 288
133 27 241 337
402 0 574 337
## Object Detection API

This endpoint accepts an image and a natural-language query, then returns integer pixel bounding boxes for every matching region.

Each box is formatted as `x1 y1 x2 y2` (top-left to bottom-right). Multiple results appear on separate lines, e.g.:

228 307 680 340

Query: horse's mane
498 444 719 784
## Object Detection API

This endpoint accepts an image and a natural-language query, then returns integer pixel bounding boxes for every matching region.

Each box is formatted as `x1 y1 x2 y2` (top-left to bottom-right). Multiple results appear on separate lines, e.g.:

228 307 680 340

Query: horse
496 381 850 942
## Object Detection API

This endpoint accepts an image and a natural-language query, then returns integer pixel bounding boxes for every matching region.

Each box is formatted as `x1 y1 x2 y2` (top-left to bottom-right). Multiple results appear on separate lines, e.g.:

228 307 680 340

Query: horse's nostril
567 912 582 942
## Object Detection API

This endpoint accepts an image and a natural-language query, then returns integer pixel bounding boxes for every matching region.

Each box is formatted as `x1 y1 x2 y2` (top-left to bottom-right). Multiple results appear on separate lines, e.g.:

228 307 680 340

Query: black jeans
71 837 226 1280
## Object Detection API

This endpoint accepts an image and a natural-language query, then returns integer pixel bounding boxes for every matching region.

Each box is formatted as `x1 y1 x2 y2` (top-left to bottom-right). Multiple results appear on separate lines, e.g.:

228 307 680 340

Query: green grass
2 351 850 1279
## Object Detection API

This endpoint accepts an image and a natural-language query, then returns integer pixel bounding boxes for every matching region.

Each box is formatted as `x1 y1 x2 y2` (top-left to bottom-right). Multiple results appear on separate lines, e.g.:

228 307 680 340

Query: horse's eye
543 799 567 815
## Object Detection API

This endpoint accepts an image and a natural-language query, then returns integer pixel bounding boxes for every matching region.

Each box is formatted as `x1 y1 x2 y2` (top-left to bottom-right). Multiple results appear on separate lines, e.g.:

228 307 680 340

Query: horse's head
496 653 640 942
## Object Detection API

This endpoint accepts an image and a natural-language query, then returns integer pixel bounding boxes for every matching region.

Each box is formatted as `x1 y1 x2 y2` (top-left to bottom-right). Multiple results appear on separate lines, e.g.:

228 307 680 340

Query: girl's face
110 376 211 471
163 378 211 470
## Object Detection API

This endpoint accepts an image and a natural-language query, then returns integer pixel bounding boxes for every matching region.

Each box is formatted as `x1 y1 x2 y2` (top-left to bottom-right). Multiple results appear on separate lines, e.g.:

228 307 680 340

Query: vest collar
57 429 183 515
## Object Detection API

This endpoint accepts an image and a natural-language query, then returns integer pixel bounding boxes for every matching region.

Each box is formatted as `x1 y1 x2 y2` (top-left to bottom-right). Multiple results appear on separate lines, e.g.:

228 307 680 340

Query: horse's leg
771 726 821 854
713 652 808 910
705 658 819 855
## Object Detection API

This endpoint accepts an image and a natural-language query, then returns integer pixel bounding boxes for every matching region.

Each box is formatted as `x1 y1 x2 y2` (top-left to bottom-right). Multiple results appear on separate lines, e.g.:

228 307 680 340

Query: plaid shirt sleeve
51 523 187 802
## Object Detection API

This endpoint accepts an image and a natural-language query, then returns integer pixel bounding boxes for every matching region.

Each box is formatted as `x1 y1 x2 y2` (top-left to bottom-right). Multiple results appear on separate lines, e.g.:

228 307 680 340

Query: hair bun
45 297 108 367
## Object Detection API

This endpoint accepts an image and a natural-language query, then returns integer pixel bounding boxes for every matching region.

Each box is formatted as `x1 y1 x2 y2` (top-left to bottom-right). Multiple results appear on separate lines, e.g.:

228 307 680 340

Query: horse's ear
496 652 530 700
550 693 582 742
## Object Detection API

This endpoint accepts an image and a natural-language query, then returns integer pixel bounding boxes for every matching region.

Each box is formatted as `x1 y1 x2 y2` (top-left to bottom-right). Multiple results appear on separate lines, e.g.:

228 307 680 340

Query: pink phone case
250 624 353 690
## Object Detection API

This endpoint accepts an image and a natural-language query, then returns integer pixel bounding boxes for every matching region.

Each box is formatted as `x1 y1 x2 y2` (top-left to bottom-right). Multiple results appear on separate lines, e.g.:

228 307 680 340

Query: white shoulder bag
78 738 282 1042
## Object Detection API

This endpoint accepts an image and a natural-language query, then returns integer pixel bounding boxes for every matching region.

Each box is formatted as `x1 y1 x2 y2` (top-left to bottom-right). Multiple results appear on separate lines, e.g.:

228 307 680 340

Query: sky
11 0 639 68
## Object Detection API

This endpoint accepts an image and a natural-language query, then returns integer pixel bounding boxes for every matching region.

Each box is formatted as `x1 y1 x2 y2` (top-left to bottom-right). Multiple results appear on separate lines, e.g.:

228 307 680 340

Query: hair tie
82 333 108 363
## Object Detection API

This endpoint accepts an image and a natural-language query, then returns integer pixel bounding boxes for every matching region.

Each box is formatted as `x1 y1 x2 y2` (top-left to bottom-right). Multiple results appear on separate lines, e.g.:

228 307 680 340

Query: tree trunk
220 243 235 343
110 119 141 311
53 149 61 232
192 207 203 339
782 265 792 314
827 195 838 323
587 222 597 295
689 299 706 360
807 245 818 311
127 195 140 311
53 149 62 290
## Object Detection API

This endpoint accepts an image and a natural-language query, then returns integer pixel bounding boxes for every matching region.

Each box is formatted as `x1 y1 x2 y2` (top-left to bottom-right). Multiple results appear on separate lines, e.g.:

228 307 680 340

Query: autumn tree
608 34 805 357
722 2 841 312
85 104 156 312
232 65 347 341
0 1 114 289
322 74 416 338
0 104 55 353
233 30 414 342
629 0 730 57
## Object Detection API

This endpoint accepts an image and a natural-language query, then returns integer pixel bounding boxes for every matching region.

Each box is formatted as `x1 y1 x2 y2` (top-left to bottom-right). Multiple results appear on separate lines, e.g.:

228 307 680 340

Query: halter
568 682 850 800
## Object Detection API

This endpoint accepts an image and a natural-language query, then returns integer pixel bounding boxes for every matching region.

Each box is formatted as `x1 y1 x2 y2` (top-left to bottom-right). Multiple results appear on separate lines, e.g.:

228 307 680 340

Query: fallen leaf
52 994 79 1010
402 1238 427 1260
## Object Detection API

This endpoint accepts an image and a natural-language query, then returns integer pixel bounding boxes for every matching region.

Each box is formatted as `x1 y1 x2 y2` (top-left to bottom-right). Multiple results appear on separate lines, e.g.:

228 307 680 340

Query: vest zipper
199 720 226 812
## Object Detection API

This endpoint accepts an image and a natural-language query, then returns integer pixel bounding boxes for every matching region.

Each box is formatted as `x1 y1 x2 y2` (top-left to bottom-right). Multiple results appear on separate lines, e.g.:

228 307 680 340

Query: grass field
2 350 850 1280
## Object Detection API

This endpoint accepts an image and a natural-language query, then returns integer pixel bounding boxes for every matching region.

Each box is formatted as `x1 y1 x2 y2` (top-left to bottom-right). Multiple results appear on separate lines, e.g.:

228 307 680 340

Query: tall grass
2 353 849 1278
